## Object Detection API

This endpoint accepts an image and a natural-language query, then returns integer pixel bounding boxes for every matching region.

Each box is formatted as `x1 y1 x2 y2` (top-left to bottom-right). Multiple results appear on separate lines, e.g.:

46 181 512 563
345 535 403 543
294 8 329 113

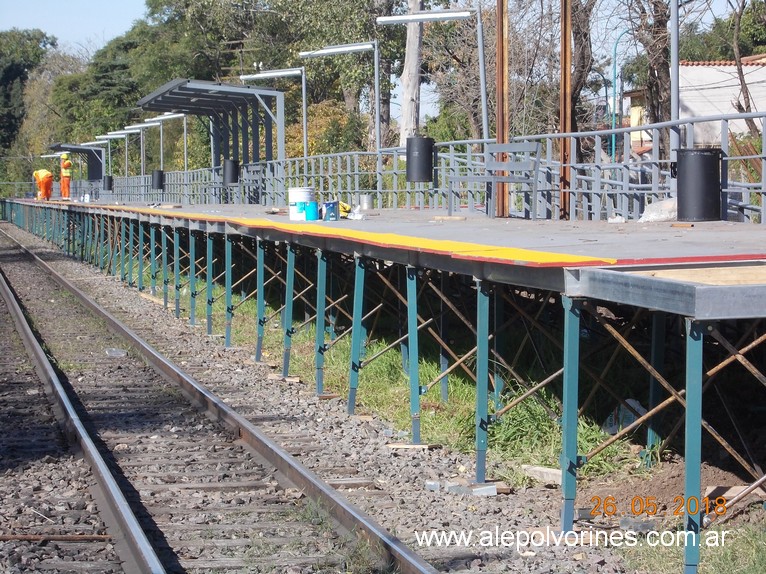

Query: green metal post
86 215 93 264
475 279 490 483
161 226 168 309
128 220 135 286
347 256 366 415
493 289 506 410
206 232 214 335
79 212 85 261
684 319 704 574
560 295 582 531
328 256 338 341
150 225 157 295
98 215 105 271
255 237 266 361
315 249 328 395
407 266 422 444
281 243 296 375
646 311 666 464
399 267 409 372
110 219 118 277
439 271 449 402
225 233 233 347
174 227 181 318
120 218 127 282
65 212 72 256
137 222 144 291
189 231 196 325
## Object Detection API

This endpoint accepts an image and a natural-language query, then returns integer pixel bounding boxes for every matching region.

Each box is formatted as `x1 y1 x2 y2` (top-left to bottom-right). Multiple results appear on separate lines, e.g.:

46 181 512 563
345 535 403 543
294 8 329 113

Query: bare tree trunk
399 0 423 146
631 0 671 157
731 0 761 138
570 0 596 161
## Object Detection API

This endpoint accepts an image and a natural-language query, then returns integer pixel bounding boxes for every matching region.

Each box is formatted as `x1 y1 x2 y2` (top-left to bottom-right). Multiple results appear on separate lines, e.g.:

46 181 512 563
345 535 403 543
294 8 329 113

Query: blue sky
0 0 148 51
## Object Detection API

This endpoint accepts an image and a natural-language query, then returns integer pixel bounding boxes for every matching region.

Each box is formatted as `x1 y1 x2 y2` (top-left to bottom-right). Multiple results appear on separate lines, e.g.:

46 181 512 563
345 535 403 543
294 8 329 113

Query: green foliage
0 29 56 151
423 103 471 143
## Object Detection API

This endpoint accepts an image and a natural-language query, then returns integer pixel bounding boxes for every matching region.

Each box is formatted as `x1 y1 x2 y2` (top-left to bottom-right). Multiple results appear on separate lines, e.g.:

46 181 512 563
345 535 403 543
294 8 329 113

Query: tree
0 29 56 152
626 0 671 155
398 0 424 146
729 0 761 137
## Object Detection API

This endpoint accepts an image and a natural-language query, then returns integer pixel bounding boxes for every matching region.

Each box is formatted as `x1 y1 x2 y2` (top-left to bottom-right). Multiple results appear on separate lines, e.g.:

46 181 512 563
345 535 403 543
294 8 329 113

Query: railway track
0 225 436 573
0 276 128 573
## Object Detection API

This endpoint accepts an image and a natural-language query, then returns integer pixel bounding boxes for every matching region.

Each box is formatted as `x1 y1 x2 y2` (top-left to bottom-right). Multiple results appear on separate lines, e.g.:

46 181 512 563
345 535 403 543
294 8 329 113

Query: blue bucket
305 201 319 221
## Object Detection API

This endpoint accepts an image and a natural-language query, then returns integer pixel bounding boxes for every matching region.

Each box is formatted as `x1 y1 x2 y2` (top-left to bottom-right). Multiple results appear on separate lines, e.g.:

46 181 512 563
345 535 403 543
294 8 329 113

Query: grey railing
90 111 766 223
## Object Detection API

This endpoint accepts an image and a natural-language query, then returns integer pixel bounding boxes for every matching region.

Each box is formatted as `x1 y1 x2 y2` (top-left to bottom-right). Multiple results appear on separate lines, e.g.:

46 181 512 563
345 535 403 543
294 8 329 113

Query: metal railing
14 110 765 223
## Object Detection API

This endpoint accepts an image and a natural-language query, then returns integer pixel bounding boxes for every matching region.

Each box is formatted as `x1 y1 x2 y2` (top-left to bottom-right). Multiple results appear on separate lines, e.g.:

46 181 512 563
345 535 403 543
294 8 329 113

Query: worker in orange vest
60 152 72 199
33 169 53 200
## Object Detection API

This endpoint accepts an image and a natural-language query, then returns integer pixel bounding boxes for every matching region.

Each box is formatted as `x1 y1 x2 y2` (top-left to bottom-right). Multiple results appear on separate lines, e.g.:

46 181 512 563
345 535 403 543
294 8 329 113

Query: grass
114 254 639 485
620 521 766 574
64 222 766 574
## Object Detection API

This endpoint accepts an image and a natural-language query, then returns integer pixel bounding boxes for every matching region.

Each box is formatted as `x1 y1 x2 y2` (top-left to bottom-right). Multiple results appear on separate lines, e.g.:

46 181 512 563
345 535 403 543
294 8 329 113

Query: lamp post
107 129 141 176
124 122 162 175
612 29 630 161
144 112 188 171
241 67 308 158
95 136 116 175
376 5 488 140
299 41 380 151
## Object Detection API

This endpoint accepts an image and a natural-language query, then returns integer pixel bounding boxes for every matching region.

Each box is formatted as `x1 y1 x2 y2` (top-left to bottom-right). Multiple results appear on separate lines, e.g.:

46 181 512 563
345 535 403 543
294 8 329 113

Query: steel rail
0 261 166 574
4 230 438 574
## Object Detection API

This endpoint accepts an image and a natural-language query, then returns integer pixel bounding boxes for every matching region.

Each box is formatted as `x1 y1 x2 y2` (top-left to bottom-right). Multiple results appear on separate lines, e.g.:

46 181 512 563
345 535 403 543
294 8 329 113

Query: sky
0 0 148 51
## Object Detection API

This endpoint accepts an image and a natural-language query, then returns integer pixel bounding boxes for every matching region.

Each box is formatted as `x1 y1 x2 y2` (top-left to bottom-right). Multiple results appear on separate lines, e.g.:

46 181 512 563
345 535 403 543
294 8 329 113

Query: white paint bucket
288 187 317 221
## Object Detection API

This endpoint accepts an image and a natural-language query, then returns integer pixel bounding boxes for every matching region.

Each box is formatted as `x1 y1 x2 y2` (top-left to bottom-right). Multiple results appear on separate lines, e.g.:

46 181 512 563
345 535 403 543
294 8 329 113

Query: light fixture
299 42 375 58
299 41 380 151
376 10 472 25
124 121 162 130
241 67 308 158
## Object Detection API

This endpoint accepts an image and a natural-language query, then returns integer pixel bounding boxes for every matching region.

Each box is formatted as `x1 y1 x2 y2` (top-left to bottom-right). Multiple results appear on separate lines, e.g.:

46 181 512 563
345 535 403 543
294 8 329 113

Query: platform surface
18 199 766 319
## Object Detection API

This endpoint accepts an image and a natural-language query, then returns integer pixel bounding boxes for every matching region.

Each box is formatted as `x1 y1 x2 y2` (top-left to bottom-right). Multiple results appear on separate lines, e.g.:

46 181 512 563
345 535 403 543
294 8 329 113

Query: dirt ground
576 453 765 530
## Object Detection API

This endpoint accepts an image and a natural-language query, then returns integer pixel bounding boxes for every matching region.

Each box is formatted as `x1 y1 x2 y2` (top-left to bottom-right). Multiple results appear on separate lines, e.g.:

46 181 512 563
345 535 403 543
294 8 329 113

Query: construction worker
33 169 53 201
60 152 72 199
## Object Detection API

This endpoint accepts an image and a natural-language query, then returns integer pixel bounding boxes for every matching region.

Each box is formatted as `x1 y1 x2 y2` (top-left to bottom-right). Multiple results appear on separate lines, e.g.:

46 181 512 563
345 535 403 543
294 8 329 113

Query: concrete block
521 465 562 485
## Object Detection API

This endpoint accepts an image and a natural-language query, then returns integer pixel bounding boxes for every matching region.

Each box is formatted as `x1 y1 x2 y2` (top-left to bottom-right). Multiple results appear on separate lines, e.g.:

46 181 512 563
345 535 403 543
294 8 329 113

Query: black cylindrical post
103 175 113 191
223 159 240 185
676 148 722 221
152 169 164 191
406 136 435 183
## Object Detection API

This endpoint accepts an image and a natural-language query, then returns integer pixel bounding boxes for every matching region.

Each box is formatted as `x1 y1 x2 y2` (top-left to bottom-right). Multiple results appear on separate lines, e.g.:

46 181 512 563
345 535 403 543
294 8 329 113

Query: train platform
32 197 766 320
4 196 766 574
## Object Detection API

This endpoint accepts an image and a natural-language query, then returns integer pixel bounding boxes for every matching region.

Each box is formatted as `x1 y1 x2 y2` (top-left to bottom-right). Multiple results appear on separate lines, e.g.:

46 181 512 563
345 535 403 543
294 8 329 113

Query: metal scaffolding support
6 200 766 574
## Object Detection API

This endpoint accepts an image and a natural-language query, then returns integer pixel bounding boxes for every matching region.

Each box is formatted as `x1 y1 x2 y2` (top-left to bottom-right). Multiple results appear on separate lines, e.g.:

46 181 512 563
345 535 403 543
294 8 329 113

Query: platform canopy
48 143 104 181
137 78 286 167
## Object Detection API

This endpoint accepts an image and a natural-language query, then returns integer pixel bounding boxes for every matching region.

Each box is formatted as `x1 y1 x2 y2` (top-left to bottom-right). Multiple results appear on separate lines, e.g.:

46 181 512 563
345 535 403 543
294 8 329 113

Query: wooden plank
633 264 766 286
386 443 441 450
704 484 766 499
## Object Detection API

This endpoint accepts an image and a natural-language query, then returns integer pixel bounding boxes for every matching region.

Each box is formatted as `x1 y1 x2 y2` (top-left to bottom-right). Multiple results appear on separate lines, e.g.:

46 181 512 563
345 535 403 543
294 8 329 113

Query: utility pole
559 0 572 220
496 0 509 217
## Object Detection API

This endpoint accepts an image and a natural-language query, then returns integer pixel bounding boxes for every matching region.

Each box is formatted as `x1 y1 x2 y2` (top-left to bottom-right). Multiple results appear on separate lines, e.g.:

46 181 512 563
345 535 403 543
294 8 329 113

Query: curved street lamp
299 41 380 152
241 67 308 158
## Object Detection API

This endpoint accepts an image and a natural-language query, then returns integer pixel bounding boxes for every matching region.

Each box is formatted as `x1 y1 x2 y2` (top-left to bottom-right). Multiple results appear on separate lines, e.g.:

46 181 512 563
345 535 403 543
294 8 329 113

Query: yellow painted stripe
60 203 617 267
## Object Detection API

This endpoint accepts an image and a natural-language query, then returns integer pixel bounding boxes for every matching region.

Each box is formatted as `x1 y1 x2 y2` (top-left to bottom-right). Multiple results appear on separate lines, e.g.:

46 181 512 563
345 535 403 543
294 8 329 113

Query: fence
6 111 765 223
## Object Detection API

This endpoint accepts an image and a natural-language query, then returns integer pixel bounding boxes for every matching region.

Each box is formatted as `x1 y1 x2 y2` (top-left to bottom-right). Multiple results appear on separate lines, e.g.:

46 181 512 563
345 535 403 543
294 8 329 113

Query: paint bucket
305 201 319 221
324 201 339 221
359 194 373 211
288 187 317 221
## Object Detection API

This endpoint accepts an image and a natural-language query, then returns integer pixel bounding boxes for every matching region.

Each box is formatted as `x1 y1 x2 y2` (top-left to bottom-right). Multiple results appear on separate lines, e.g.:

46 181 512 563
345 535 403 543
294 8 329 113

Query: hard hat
61 153 69 160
